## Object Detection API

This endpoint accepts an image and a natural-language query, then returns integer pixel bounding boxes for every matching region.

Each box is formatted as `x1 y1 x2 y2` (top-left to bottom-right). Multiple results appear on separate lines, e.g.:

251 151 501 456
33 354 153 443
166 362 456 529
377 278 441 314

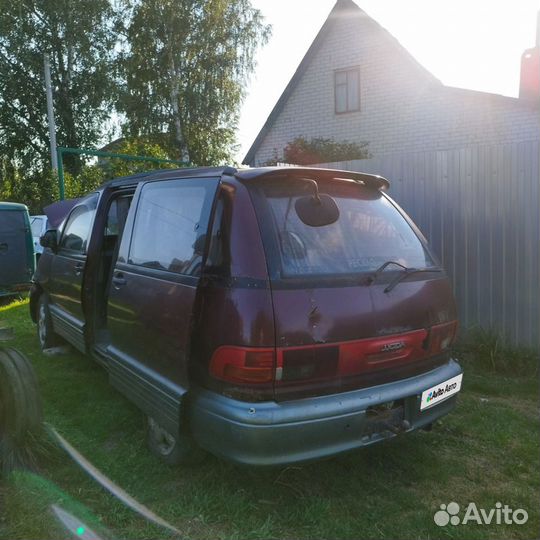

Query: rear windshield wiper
367 260 443 292
367 261 408 285
384 266 443 293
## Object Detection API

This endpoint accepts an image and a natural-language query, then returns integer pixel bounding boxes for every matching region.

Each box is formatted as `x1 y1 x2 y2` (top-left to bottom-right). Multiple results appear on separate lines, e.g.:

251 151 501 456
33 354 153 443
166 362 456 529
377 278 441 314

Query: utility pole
43 54 58 172
537 10 540 48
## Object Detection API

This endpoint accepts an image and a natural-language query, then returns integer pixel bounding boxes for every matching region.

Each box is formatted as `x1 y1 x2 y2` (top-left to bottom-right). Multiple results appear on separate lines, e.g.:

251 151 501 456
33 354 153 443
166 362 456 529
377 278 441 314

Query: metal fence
318 140 540 349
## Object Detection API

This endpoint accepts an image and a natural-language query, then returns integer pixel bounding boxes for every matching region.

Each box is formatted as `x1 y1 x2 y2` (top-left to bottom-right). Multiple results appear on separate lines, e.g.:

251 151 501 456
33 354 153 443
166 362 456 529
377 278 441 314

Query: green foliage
62 138 187 200
0 138 185 210
265 136 371 166
102 139 180 178
0 0 269 208
0 0 119 174
0 169 58 214
63 167 105 200
118 0 270 165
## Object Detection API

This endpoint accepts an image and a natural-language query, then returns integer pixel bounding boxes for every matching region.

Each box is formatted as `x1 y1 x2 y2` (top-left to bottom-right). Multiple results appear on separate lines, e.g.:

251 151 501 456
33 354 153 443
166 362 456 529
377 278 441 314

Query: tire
146 416 205 466
37 294 58 350
0 347 43 474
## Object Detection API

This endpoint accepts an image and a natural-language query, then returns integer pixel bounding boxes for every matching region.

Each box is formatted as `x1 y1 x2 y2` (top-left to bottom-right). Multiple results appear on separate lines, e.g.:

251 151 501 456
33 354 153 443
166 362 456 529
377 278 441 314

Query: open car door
104 176 219 434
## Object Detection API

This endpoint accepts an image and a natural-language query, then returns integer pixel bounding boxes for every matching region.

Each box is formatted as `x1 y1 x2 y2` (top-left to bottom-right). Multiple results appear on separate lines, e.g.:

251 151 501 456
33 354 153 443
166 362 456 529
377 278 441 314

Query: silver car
30 215 49 262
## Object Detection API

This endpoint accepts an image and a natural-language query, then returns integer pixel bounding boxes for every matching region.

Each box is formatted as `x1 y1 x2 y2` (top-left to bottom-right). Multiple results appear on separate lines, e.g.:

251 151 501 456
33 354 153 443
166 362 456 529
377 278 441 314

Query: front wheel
37 295 58 350
146 416 205 466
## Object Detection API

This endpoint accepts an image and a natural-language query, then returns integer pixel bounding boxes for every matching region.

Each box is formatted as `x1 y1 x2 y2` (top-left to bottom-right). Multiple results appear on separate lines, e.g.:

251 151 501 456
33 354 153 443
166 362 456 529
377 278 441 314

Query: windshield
30 217 45 237
255 179 433 278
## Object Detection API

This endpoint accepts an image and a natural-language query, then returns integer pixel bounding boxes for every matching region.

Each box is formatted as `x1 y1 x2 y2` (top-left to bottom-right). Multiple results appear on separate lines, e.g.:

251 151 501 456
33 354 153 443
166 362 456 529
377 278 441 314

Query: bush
454 327 539 377
63 166 105 200
265 136 371 166
0 169 58 215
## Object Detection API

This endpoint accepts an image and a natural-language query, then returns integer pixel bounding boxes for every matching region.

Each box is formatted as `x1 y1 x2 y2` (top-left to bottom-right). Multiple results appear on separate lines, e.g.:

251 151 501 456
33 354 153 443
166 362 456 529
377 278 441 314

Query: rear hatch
245 171 457 400
0 208 33 289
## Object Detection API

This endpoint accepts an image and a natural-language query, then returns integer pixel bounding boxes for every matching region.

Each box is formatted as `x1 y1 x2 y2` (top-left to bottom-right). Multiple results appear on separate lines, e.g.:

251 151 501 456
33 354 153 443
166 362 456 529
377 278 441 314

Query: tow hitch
363 401 410 437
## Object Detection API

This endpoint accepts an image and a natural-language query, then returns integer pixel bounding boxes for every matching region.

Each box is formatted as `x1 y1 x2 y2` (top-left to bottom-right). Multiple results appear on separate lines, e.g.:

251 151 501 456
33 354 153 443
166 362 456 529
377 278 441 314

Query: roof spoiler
235 167 390 191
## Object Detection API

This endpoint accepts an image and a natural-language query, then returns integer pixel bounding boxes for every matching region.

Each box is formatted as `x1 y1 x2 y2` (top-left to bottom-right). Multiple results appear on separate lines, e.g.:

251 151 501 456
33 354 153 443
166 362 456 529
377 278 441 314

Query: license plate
420 373 463 410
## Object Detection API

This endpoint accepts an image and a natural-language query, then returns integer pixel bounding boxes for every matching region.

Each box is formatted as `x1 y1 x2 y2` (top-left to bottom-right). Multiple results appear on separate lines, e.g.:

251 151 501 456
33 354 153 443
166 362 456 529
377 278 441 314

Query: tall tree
119 0 270 165
0 0 119 174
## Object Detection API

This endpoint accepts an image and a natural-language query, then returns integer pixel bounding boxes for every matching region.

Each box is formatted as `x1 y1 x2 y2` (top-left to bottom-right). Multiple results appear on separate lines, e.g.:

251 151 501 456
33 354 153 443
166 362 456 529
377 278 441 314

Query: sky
237 0 540 162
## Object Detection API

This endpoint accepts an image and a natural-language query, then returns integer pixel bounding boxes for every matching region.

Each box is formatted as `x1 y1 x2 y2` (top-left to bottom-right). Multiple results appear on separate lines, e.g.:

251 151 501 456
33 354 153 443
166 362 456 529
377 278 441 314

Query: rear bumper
189 359 462 466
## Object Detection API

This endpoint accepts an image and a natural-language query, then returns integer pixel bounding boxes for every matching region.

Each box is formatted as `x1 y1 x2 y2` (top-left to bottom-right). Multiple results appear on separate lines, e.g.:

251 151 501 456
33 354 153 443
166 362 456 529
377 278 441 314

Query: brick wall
251 7 540 165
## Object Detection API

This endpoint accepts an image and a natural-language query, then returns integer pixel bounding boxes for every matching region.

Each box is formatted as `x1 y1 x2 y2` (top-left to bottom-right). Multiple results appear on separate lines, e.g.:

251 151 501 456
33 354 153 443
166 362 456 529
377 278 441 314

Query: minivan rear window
253 179 433 278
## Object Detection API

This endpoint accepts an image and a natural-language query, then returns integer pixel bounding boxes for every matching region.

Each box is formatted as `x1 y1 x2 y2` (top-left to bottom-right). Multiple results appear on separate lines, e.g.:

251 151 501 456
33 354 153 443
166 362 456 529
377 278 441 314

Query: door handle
74 262 85 276
0 243 7 254
112 272 126 288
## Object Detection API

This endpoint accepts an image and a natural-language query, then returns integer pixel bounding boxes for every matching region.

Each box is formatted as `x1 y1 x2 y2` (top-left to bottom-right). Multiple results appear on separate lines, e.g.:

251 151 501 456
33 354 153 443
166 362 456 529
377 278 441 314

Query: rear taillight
210 346 275 384
426 321 458 354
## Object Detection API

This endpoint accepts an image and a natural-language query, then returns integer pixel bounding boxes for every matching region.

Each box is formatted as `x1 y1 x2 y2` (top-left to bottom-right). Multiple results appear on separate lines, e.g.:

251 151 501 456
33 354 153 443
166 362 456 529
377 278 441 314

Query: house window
335 68 360 114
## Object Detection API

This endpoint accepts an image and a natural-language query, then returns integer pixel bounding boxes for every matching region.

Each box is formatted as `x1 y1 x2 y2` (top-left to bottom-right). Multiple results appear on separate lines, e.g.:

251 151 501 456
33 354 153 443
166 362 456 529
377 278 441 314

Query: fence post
56 147 65 200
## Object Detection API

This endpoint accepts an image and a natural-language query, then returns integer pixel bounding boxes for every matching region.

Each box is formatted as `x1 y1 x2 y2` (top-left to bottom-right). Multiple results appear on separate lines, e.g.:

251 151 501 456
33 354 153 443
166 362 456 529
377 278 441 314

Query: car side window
128 179 216 277
59 194 99 253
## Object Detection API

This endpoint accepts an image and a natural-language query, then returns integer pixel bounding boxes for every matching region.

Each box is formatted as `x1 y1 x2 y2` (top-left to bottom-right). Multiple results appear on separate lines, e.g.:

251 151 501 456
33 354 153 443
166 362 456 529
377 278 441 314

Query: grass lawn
0 299 538 540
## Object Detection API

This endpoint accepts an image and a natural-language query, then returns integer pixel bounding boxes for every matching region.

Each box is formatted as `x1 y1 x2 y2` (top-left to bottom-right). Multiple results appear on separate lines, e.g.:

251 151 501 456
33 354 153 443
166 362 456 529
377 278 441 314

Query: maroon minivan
31 166 462 465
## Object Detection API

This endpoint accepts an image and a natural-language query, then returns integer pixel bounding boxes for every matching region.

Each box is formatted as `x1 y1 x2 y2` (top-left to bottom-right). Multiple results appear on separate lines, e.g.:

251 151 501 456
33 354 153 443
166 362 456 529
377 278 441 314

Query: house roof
242 0 440 165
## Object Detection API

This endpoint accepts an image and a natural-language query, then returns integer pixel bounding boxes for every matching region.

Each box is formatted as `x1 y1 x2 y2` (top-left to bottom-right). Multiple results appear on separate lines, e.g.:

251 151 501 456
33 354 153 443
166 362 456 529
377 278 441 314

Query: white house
243 0 540 166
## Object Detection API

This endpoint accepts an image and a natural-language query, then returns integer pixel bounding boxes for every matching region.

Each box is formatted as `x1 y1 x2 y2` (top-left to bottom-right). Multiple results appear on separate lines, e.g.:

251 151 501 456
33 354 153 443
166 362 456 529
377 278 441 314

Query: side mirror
40 229 58 252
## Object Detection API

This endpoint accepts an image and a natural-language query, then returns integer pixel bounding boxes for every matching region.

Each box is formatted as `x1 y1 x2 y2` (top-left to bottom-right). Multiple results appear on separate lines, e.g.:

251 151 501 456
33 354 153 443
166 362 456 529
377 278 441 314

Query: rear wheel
37 295 58 350
146 416 205 466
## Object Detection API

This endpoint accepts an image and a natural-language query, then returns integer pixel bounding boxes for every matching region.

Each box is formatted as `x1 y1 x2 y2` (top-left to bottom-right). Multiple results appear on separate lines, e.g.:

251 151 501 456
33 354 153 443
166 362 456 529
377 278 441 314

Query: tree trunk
168 56 189 163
